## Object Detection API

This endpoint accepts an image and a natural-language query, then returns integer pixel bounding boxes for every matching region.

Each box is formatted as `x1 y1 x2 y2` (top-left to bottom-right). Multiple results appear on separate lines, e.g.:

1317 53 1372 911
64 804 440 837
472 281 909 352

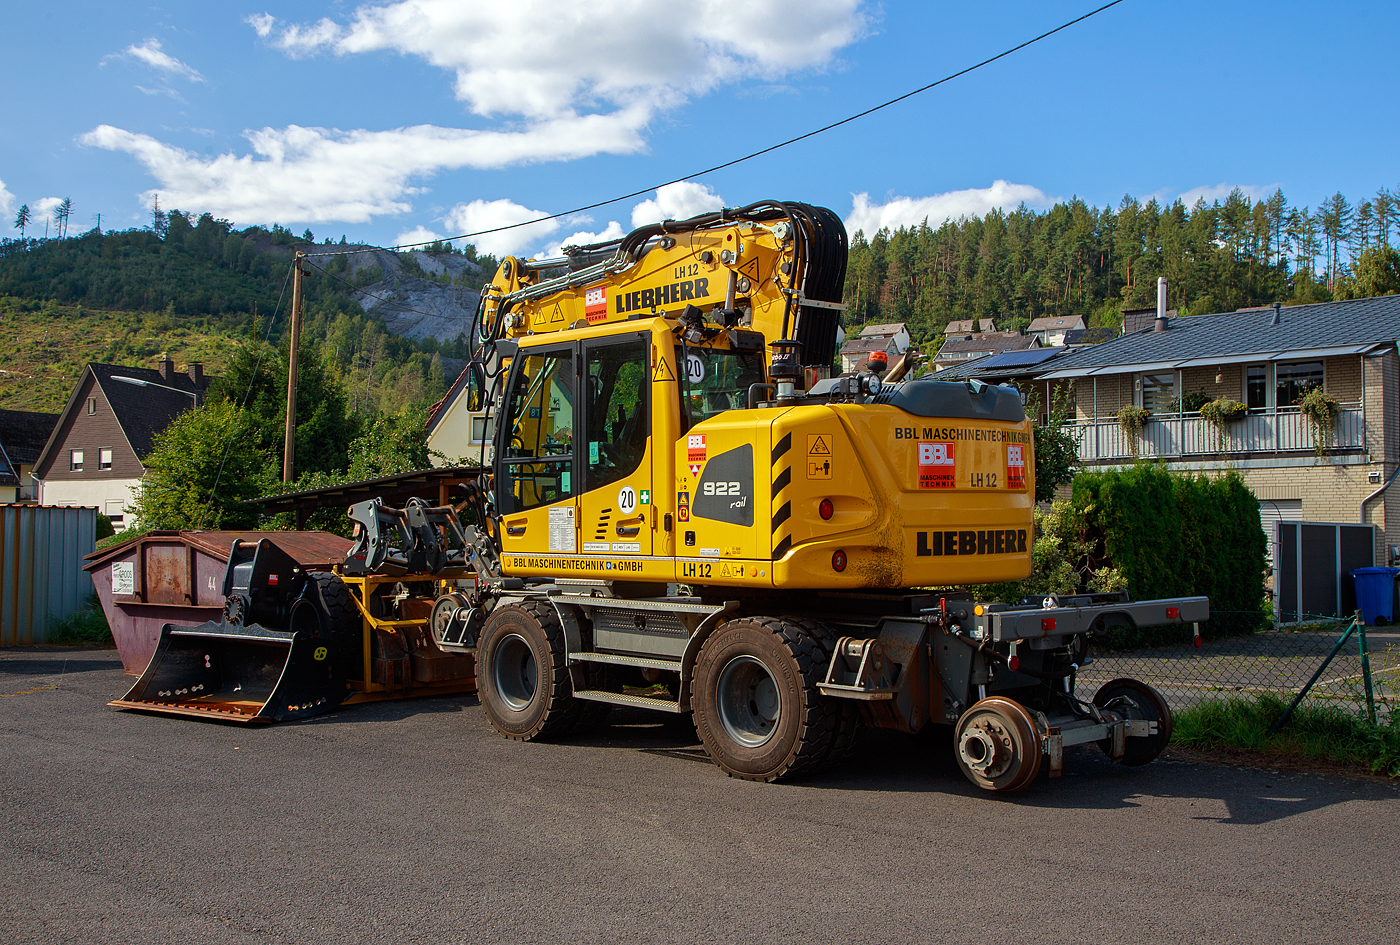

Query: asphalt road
2 647 1397 945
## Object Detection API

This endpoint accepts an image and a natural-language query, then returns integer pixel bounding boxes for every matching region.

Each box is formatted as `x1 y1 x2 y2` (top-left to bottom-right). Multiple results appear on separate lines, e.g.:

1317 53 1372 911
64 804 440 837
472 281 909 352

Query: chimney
159 353 175 383
1155 276 1169 331
1271 301 1282 326
188 362 204 388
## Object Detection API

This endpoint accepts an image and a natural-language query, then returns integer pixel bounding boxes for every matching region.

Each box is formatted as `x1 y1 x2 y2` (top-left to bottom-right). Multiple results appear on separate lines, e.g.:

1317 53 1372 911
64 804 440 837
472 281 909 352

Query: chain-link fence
1079 612 1400 716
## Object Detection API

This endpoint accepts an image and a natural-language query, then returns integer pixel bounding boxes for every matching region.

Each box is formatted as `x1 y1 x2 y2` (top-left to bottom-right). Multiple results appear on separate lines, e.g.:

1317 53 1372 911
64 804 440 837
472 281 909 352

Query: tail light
831 550 847 572
818 498 834 520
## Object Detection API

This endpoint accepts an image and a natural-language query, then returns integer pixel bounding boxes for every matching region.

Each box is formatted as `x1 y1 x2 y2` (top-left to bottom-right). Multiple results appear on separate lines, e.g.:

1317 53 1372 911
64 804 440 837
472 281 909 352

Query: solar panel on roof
977 347 1064 369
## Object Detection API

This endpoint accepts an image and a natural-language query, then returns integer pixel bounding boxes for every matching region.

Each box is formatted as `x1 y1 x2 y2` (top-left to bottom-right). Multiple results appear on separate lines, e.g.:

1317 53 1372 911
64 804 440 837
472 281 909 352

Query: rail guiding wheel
954 696 1042 792
476 602 579 740
1093 678 1172 766
692 616 841 782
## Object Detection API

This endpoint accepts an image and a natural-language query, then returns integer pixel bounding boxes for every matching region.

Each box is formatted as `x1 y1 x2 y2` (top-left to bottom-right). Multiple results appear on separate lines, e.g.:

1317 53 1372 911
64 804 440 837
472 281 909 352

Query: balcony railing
1071 404 1365 463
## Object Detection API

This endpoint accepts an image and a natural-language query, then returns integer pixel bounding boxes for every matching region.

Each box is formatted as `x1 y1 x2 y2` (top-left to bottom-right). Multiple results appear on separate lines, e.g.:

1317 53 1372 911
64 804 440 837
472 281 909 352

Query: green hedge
1073 464 1267 646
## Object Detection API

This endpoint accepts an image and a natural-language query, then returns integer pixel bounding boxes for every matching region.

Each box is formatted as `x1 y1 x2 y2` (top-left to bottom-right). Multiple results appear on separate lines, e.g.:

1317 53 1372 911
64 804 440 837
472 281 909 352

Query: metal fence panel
1274 521 1374 624
0 505 96 644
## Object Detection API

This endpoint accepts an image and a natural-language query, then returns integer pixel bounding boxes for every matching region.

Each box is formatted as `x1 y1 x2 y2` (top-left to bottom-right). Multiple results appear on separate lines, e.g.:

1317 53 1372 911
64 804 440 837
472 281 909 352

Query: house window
99 448 113 470
70 450 84 471
1139 372 1178 414
86 397 97 415
1245 365 1269 409
1276 361 1324 407
470 416 495 445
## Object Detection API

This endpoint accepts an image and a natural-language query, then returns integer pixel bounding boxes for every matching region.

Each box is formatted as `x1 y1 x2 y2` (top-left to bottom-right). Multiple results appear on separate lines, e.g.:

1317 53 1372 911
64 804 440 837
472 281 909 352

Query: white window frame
70 449 84 471
99 448 113 470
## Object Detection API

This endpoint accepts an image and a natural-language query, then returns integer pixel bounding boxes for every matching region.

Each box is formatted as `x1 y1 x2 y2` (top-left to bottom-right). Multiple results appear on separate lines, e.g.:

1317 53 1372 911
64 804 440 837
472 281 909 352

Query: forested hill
844 187 1400 346
0 211 498 414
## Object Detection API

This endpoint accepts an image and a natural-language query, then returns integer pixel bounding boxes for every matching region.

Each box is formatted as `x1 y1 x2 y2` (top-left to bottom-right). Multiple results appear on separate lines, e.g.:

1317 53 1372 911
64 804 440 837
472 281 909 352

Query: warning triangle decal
549 303 564 323
739 258 762 283
653 357 675 381
809 435 831 455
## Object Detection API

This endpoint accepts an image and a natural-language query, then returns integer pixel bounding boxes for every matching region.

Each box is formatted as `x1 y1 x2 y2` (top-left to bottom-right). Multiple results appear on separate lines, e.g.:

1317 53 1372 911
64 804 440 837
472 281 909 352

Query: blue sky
3 1 1397 259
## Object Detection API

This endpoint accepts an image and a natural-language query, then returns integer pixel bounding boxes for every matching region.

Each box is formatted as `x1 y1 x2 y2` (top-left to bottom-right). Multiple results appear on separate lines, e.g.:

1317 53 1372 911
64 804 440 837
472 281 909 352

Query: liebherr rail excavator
116 201 1207 792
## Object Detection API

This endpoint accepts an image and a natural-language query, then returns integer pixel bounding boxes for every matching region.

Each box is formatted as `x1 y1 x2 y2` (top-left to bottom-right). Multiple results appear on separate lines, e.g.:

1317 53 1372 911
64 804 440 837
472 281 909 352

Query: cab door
577 332 653 558
495 343 579 559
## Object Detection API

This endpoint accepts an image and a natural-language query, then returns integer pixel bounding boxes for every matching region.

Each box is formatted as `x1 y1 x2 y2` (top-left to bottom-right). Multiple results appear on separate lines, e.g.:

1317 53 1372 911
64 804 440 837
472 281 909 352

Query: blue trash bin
1351 567 1400 625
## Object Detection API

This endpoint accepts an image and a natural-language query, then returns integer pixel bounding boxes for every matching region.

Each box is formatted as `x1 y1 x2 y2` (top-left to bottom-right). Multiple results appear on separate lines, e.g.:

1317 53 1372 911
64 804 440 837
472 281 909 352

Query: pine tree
12 203 29 238
55 197 72 239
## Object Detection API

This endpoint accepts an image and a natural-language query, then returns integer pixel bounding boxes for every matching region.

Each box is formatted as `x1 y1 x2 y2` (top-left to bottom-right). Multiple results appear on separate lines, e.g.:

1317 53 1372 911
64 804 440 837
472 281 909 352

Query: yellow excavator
118 201 1207 792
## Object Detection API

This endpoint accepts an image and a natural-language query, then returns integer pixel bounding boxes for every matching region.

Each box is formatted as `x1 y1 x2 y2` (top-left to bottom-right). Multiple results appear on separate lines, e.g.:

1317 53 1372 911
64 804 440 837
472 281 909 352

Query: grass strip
1173 694 1400 778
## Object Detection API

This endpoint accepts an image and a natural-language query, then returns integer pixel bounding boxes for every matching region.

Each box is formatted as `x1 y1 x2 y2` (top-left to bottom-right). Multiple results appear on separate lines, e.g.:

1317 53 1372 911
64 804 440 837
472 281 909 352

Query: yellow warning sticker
739 257 762 283
807 434 832 455
653 357 675 381
549 302 565 323
807 459 832 480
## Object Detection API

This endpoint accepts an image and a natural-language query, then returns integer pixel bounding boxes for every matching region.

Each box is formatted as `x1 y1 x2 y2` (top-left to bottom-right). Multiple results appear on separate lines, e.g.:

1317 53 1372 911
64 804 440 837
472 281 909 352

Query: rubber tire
477 601 580 741
1093 677 1173 766
692 616 841 782
804 622 861 770
953 696 1043 793
309 571 363 680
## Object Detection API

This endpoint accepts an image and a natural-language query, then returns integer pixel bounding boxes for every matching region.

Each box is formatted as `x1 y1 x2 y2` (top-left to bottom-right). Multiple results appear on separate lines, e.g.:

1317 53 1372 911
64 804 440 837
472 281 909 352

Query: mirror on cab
465 361 487 412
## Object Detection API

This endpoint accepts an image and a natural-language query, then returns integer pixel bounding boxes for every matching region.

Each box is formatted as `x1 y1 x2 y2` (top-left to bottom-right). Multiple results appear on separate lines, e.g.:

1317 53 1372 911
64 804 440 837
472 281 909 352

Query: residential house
1027 315 1086 347
839 335 902 374
933 331 1040 372
0 409 59 502
858 322 911 352
425 366 494 466
951 297 1400 572
944 318 997 334
33 358 209 529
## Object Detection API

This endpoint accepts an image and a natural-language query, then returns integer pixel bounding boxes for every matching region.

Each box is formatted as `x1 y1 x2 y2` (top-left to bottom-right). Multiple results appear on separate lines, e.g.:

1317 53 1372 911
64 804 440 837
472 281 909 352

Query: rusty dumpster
84 530 352 674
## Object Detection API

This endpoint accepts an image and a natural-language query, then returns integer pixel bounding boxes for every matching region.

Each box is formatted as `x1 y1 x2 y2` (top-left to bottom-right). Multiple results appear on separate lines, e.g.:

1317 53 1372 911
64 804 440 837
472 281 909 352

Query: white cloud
105 38 204 82
0 179 14 217
440 198 561 257
545 221 627 258
845 181 1056 236
26 197 64 235
393 225 443 247
81 112 648 224
630 181 725 228
1178 182 1276 207
91 1 861 226
260 0 865 120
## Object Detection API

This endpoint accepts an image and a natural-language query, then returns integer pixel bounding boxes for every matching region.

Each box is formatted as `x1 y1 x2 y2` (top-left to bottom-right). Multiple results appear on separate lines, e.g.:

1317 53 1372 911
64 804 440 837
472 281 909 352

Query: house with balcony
940 296 1400 573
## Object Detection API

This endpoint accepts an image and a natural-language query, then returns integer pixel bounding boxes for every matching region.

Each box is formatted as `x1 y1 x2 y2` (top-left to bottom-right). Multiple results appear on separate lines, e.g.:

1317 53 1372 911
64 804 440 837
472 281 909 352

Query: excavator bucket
110 539 357 723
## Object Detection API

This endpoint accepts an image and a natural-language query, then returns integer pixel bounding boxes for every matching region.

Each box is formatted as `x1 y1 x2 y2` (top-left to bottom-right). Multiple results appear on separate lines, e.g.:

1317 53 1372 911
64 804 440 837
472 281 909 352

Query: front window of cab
500 348 574 512
681 347 766 427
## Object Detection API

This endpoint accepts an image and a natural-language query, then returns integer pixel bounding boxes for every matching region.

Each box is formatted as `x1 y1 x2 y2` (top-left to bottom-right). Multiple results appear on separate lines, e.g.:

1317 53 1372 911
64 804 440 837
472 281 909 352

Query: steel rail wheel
476 602 580 740
1093 678 1173 766
692 616 840 782
954 696 1043 792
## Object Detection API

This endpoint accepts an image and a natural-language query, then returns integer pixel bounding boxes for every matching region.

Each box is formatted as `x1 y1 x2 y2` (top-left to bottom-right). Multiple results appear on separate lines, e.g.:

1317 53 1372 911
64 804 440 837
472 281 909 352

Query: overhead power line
304 0 1124 258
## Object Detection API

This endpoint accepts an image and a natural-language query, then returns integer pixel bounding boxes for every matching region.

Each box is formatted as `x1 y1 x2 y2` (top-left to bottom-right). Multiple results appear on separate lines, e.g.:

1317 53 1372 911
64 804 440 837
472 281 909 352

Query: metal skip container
84 530 352 674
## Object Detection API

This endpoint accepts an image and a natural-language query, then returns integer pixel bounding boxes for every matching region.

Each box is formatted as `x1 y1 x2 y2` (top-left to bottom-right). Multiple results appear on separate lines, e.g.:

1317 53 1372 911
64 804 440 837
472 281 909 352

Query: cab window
681 347 766 428
585 335 648 492
499 348 575 512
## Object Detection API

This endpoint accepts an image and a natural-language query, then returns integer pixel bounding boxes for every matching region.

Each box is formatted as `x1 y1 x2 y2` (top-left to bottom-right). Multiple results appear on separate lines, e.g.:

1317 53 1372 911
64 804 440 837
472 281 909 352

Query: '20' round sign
617 486 638 513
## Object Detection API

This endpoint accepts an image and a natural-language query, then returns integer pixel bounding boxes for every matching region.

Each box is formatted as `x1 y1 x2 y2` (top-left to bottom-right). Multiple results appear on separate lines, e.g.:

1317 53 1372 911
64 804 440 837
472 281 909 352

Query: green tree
210 341 356 477
55 198 72 239
130 399 277 529
13 203 30 238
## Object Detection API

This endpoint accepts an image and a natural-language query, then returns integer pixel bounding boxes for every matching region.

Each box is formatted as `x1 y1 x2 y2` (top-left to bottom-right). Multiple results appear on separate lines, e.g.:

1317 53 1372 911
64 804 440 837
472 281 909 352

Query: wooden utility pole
282 252 304 483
